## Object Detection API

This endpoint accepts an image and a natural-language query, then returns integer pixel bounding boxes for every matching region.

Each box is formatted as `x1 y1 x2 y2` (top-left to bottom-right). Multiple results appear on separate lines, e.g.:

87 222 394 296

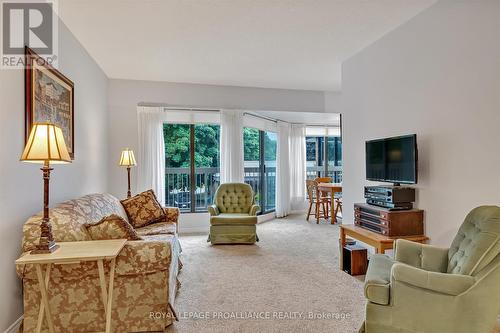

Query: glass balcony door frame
306 118 343 183
187 124 196 213
307 136 342 181
258 130 276 214
165 123 220 213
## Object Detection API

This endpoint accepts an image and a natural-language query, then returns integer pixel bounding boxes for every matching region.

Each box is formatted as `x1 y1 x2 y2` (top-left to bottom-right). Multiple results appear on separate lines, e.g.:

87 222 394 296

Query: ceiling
58 0 436 91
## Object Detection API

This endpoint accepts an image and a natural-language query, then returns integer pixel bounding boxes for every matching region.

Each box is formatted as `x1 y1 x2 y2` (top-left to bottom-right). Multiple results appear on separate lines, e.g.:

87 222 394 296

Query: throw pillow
85 214 142 240
120 189 166 228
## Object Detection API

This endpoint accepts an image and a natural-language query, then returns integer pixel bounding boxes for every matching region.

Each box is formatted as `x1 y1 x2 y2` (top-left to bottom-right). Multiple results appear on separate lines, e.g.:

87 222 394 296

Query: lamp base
31 242 59 254
30 217 59 254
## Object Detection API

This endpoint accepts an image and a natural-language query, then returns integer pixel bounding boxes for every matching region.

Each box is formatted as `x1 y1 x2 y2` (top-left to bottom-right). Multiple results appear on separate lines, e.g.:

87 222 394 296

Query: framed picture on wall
25 47 75 158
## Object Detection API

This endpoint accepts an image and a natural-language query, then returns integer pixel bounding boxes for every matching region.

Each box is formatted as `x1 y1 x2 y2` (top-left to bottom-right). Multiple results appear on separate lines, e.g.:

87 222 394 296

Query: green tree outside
243 127 260 161
243 127 276 161
164 124 221 168
164 124 276 167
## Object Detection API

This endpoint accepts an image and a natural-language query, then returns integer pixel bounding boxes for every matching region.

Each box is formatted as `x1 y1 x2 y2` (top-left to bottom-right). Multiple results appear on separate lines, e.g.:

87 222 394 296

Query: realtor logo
1 0 58 68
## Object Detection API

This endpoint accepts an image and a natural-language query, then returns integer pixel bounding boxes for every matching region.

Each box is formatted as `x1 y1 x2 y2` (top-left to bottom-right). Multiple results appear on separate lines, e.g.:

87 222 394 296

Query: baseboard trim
3 316 22 333
179 226 209 234
257 212 275 223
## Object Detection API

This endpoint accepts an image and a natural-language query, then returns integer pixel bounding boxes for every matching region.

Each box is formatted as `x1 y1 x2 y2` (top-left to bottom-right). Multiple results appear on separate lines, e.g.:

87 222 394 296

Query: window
306 135 342 182
243 128 277 213
164 123 220 212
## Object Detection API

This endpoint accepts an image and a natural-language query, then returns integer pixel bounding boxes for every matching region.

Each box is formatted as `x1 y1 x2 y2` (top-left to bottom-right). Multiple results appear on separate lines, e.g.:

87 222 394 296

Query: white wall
107 79 327 232
341 0 500 246
0 22 108 330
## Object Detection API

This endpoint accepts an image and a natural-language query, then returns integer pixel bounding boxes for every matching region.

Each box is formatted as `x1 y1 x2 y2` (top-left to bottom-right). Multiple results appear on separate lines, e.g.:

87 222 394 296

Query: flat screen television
366 134 418 185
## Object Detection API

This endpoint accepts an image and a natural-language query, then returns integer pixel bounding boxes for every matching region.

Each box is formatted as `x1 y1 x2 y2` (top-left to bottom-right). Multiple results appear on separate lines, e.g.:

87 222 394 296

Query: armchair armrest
394 239 449 272
391 263 475 296
249 204 260 216
116 240 172 275
208 205 219 216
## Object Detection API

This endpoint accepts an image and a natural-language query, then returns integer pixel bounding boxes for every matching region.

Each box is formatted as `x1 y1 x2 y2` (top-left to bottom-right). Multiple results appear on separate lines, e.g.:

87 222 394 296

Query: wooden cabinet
342 244 368 276
354 203 424 236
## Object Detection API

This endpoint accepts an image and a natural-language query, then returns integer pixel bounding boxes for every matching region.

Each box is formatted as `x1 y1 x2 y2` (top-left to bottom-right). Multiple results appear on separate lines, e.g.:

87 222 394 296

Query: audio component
366 199 413 210
364 186 415 210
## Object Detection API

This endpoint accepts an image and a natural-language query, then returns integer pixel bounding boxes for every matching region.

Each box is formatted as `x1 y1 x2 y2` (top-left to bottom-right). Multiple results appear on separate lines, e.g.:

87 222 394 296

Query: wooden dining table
317 182 342 224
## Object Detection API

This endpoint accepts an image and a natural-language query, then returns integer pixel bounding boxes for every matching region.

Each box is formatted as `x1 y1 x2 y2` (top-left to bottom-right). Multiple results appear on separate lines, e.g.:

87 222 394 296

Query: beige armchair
360 206 500 333
208 183 260 244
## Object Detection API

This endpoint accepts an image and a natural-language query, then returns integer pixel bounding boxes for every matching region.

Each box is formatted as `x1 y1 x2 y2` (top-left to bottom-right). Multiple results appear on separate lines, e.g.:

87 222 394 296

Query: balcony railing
165 165 338 213
243 166 276 212
306 165 343 183
165 167 220 213
165 165 277 213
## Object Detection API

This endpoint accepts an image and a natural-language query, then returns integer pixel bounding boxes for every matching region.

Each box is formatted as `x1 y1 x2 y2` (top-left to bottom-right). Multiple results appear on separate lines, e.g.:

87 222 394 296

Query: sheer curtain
289 124 307 211
137 107 166 205
276 121 291 217
220 109 244 183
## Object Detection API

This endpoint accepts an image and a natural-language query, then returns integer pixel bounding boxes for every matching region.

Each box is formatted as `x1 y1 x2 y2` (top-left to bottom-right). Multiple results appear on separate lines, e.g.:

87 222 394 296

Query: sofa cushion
22 193 127 252
136 222 177 236
121 190 165 228
210 213 258 226
364 254 395 305
85 214 142 240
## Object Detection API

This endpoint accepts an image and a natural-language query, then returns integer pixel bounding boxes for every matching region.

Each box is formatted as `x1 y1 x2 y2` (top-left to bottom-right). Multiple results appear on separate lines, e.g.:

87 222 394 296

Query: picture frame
25 47 75 158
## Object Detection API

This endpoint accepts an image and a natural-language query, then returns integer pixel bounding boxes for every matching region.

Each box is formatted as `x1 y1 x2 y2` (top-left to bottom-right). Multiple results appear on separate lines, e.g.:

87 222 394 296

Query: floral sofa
17 193 182 333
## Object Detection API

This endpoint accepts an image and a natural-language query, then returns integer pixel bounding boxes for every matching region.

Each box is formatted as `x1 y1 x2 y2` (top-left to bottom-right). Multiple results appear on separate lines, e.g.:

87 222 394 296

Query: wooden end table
339 224 428 270
16 239 127 333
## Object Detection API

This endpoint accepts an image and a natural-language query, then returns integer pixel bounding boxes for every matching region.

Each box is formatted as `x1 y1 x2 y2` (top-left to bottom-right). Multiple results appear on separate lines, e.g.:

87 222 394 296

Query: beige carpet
165 214 365 333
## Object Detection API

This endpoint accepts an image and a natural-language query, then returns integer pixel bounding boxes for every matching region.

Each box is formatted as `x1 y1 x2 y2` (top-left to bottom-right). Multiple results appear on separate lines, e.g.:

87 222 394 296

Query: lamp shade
20 123 71 164
119 148 136 167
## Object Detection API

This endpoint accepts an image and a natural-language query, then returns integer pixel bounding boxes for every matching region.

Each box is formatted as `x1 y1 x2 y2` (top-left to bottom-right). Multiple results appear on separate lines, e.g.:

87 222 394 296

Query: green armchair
361 206 500 333
208 183 260 244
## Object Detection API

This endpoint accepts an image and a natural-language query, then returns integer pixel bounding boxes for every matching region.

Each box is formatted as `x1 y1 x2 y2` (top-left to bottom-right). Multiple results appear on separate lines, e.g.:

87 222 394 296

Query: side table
16 239 127 333
339 224 428 270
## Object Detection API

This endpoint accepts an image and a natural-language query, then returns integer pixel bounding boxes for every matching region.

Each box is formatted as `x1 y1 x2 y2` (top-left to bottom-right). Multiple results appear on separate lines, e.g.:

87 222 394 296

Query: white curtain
289 124 307 211
137 107 166 205
220 109 244 183
276 121 291 217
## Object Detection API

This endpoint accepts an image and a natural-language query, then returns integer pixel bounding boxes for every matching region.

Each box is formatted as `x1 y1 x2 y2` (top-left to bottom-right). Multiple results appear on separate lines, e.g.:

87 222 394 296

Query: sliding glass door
243 128 277 214
194 124 220 212
327 136 342 182
164 123 220 213
306 135 342 182
263 132 277 212
164 124 191 212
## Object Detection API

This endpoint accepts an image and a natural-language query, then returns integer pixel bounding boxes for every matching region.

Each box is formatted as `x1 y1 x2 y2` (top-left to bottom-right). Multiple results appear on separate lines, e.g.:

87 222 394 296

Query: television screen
366 134 417 184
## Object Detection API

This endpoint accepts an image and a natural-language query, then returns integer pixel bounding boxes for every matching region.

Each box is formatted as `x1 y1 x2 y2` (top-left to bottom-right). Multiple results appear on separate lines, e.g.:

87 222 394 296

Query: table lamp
20 123 71 254
119 148 136 198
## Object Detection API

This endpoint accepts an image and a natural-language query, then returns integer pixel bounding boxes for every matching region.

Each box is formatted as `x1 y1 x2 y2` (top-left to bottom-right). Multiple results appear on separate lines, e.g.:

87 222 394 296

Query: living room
1 1 499 333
